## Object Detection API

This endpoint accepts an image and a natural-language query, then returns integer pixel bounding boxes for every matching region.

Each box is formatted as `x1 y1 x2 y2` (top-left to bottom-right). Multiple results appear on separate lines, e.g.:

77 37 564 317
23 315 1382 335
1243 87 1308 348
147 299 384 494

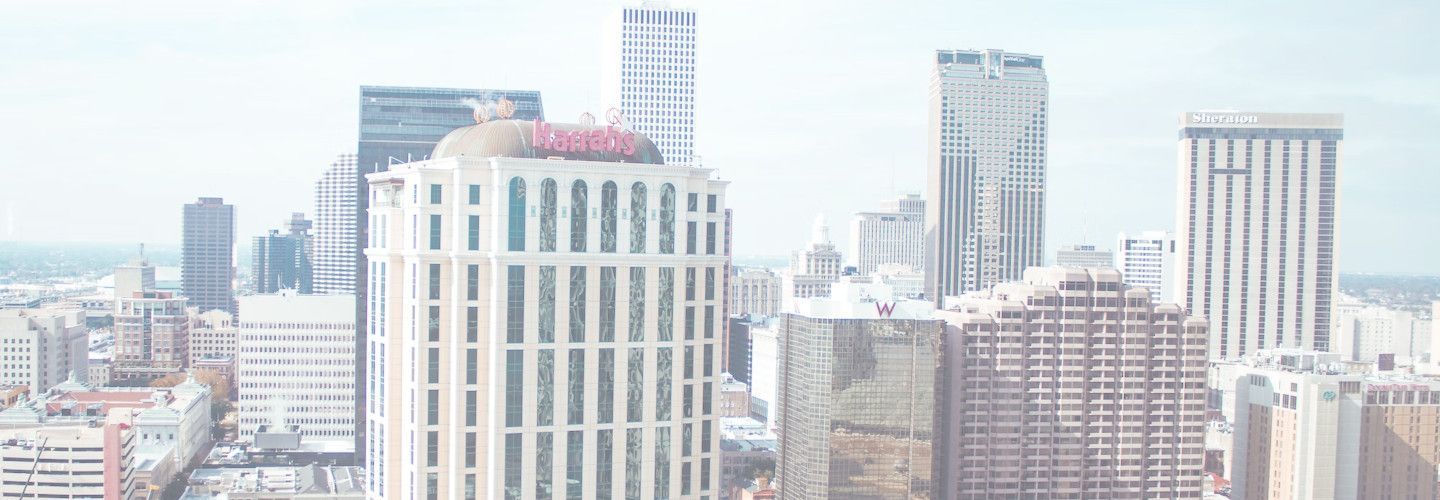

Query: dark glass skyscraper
181 197 235 314
352 86 543 455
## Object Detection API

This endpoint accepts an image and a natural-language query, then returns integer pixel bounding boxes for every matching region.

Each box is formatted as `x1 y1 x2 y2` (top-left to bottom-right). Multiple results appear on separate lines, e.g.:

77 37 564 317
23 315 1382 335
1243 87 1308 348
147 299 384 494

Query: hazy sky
2 0 1436 274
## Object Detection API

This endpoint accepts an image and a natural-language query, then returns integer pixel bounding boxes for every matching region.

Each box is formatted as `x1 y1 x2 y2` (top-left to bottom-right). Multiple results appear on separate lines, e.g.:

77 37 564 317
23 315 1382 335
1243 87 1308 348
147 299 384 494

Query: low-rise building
181 464 364 499
113 291 189 382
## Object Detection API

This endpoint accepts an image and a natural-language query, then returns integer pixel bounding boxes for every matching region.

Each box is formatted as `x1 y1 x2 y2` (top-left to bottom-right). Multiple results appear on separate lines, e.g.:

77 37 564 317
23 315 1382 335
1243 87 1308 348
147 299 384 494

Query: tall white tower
603 2 698 165
925 49 1048 301
313 153 358 295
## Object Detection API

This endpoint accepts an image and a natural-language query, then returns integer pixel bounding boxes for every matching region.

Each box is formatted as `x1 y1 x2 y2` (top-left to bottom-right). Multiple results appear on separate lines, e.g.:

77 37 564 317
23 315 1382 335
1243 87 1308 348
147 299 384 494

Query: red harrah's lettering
532 119 638 156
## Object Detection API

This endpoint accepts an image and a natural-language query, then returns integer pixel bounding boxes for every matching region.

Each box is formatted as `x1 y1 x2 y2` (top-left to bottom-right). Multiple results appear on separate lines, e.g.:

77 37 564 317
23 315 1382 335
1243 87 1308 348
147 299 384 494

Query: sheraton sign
532 119 639 156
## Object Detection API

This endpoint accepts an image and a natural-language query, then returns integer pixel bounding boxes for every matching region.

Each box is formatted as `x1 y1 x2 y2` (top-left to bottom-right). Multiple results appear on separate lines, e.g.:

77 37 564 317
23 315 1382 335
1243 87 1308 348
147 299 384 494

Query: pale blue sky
1 0 1436 273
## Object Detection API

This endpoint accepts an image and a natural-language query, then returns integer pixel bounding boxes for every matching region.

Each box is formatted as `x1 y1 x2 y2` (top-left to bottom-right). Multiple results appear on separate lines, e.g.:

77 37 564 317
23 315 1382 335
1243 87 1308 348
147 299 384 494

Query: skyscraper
365 117 725 498
251 214 313 294
1174 112 1342 359
181 197 235 314
603 3 697 165
780 215 841 311
237 291 355 451
1055 243 1113 268
936 267 1208 498
849 194 925 276
313 153 357 295
1115 230 1175 303
775 281 942 499
353 86 544 455
925 49 1048 302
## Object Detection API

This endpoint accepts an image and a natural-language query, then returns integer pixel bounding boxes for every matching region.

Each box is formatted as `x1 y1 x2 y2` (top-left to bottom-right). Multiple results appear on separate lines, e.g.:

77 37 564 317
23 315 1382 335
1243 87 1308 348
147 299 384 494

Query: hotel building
925 49 1048 301
1173 112 1342 359
603 3 698 165
849 194 925 276
237 291 356 451
1116 231 1175 303
365 118 727 499
936 267 1208 498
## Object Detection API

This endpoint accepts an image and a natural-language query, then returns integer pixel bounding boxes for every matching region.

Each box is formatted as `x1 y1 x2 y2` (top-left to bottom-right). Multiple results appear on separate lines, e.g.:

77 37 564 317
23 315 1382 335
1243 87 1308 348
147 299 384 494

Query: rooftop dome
432 119 665 165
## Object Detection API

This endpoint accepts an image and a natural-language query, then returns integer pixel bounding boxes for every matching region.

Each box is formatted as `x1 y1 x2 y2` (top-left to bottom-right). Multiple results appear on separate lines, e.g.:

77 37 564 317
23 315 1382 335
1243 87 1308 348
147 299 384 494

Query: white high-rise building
603 2 697 165
237 290 356 451
780 215 842 312
365 118 725 499
1054 244 1113 268
0 309 88 392
314 153 359 295
1333 300 1427 363
1116 230 1175 303
113 257 155 314
849 194 925 276
925 49 1048 301
1174 112 1342 359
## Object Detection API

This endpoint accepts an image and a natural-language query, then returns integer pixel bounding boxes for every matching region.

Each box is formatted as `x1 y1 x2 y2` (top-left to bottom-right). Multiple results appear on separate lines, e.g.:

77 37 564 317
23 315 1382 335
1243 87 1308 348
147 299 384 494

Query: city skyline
2 2 1436 274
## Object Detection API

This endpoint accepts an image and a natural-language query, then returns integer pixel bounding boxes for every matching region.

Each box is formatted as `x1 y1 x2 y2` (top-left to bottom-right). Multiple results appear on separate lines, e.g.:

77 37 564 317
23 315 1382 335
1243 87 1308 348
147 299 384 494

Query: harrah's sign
532 119 638 156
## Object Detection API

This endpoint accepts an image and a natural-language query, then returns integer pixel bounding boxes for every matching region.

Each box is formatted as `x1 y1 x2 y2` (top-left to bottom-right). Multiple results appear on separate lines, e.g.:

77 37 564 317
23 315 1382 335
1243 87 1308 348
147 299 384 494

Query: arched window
570 180 588 252
659 183 676 254
601 181 618 253
507 177 525 251
630 182 647 253
540 179 557 252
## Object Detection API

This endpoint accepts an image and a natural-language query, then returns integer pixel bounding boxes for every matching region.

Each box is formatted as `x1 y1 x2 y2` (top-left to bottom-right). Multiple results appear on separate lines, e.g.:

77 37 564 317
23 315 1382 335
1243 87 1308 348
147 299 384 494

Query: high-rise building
354 85 545 456
731 267 781 318
365 117 725 498
775 281 942 499
849 194 925 276
603 3 697 165
1116 230 1175 303
314 153 359 295
780 215 842 311
1333 301 1427 363
936 267 1208 498
182 197 236 314
925 49 1048 301
237 291 356 451
1055 243 1113 268
1174 112 1343 359
1213 350 1440 499
252 214 313 294
113 256 155 314
0 309 88 392
112 291 189 382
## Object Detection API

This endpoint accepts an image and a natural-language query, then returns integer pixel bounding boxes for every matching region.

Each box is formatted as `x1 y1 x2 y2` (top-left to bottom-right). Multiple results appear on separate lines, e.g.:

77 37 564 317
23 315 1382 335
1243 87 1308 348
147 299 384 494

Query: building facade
780 216 841 312
113 291 189 382
1116 230 1175 303
252 214 314 294
925 49 1048 301
1174 112 1342 359
113 257 156 314
936 267 1208 498
365 118 726 499
603 4 697 165
849 194 925 277
315 153 360 295
1055 244 1112 268
1333 302 1426 363
1216 350 1440 500
182 197 236 314
237 291 356 451
189 309 238 365
0 309 88 392
731 267 781 318
775 282 942 499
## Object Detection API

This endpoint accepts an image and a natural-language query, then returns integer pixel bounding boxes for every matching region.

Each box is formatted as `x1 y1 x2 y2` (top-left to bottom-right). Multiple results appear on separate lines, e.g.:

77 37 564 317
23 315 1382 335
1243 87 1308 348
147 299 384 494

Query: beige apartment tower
1174 112 1342 359
936 267 1209 499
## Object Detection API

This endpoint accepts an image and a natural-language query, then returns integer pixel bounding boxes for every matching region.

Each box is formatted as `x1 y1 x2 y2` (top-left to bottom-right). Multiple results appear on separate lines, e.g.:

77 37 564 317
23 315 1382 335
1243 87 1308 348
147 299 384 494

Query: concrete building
364 117 725 499
189 309 238 365
1116 230 1175 303
0 375 213 498
603 3 697 165
925 49 1048 301
718 374 750 419
780 215 842 312
181 464 365 499
1333 299 1428 363
871 263 925 299
182 197 236 314
849 194 925 276
113 291 189 382
936 267 1209 498
1174 112 1343 359
113 257 156 314
731 267 781 318
314 153 360 296
237 291 355 452
0 309 88 393
1055 243 1113 268
748 320 779 425
775 281 941 499
1213 350 1440 499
